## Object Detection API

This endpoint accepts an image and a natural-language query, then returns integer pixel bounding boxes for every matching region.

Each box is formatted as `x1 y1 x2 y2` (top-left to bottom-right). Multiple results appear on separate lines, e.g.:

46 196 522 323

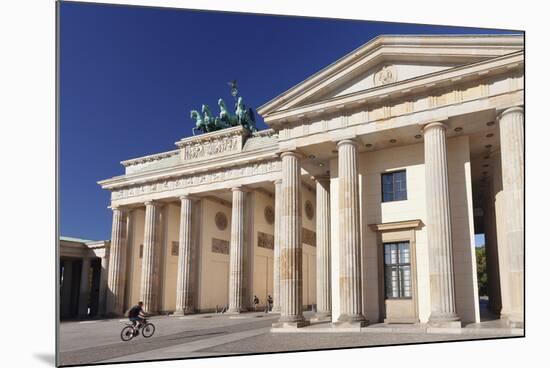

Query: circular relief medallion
374 65 397 86
264 205 275 225
305 200 314 220
215 212 228 231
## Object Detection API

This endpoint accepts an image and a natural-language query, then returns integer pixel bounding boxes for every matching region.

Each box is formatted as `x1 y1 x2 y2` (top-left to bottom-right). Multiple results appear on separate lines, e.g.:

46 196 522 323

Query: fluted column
175 195 195 315
228 187 246 313
140 201 162 314
271 179 282 313
78 257 91 318
98 250 109 316
498 106 524 326
106 206 128 316
335 139 367 326
273 151 309 328
493 153 511 319
423 122 460 326
312 175 332 322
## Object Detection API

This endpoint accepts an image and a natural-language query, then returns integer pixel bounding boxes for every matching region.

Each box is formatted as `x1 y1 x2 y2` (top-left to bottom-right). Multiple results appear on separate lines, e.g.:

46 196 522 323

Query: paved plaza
58 310 522 366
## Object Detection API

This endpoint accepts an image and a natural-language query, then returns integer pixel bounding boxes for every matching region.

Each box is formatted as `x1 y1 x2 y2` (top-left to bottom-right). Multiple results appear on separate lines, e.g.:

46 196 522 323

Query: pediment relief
258 35 524 120
303 61 455 105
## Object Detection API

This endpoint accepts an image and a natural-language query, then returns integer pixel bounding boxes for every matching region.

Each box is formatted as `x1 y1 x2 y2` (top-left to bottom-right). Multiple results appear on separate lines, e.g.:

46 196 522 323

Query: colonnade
105 107 524 327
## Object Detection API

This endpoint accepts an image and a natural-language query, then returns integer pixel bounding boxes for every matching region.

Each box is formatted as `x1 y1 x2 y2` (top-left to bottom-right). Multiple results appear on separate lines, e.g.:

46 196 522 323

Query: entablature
265 51 523 127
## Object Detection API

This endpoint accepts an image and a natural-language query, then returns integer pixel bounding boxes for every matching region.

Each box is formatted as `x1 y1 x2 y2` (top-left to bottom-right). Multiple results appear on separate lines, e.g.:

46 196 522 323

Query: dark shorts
129 316 144 323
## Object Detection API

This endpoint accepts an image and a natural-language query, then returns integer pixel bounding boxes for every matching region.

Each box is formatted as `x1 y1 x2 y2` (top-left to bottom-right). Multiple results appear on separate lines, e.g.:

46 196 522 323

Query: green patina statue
190 82 257 135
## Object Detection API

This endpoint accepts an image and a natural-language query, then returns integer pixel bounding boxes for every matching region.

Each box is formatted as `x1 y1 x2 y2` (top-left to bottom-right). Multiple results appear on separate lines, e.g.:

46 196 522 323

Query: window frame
383 241 412 300
381 170 408 203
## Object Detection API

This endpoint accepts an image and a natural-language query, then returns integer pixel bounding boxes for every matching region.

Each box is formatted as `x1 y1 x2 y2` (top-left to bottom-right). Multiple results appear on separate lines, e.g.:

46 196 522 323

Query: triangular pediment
258 34 524 118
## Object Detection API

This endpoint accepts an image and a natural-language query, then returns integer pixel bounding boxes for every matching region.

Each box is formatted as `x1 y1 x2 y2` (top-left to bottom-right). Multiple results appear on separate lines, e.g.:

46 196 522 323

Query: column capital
231 186 247 193
336 138 360 149
179 194 192 201
279 150 305 160
498 106 524 120
273 178 283 185
110 205 126 212
421 120 449 133
144 200 161 207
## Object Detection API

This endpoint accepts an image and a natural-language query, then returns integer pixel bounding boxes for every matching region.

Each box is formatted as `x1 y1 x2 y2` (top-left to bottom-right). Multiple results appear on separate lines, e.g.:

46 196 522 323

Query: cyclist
128 301 146 334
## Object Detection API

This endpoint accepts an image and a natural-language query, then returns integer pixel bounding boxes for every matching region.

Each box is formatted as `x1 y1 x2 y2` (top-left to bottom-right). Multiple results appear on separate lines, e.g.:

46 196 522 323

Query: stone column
98 249 109 316
484 178 501 314
78 257 91 318
423 122 460 326
106 206 128 316
61 259 73 318
493 153 511 319
140 201 162 314
335 139 367 327
271 179 282 313
273 151 309 328
498 106 524 326
228 187 246 313
311 175 332 322
175 195 195 315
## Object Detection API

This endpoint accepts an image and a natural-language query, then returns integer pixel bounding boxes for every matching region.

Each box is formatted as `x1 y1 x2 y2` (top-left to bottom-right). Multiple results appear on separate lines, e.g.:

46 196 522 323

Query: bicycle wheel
141 323 155 338
120 326 135 342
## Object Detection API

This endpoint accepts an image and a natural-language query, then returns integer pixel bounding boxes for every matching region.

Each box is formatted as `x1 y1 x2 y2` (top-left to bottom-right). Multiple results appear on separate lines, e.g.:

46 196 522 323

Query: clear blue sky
60 2 515 241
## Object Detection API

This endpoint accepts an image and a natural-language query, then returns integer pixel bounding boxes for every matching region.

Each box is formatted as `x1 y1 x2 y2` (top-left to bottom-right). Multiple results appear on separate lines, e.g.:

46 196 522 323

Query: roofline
262 50 523 123
257 34 524 116
60 236 97 244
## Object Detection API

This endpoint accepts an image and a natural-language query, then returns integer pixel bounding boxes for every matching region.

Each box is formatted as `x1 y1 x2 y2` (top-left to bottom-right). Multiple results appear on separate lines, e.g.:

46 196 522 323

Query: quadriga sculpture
235 96 257 133
190 110 205 136
190 95 257 135
218 98 238 127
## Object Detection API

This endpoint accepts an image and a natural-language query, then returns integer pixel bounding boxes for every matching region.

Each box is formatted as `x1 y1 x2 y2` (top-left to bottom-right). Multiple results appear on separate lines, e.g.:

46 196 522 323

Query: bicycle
120 318 156 341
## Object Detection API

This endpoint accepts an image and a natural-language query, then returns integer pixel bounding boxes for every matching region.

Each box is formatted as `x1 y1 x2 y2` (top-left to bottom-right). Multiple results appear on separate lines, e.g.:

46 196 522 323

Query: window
383 242 412 299
381 170 407 202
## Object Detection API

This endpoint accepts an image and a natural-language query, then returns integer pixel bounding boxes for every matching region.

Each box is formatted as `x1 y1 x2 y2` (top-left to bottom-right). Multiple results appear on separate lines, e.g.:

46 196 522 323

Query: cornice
98 145 279 190
258 34 523 116
263 51 524 125
369 219 423 232
121 149 179 168
175 125 248 148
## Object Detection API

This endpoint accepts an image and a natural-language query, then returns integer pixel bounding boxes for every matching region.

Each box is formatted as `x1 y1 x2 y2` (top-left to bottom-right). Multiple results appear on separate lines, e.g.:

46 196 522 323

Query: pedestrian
253 295 259 312
266 295 273 313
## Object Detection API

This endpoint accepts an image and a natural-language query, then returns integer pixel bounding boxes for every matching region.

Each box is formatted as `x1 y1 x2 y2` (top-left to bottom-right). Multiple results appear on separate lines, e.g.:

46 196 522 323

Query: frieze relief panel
176 126 248 163
303 228 316 247
182 136 241 161
257 232 274 250
211 238 230 255
111 159 281 200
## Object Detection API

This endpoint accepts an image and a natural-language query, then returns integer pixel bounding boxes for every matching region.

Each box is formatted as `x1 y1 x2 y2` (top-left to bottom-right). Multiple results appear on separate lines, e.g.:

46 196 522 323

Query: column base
226 308 247 314
334 314 368 327
172 308 195 316
272 314 310 328
428 320 462 328
428 313 462 328
272 320 310 329
310 312 332 323
332 320 368 329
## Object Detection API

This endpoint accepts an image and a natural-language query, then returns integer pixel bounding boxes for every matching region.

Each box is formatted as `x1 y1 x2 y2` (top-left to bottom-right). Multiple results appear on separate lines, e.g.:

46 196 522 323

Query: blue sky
60 2 513 241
